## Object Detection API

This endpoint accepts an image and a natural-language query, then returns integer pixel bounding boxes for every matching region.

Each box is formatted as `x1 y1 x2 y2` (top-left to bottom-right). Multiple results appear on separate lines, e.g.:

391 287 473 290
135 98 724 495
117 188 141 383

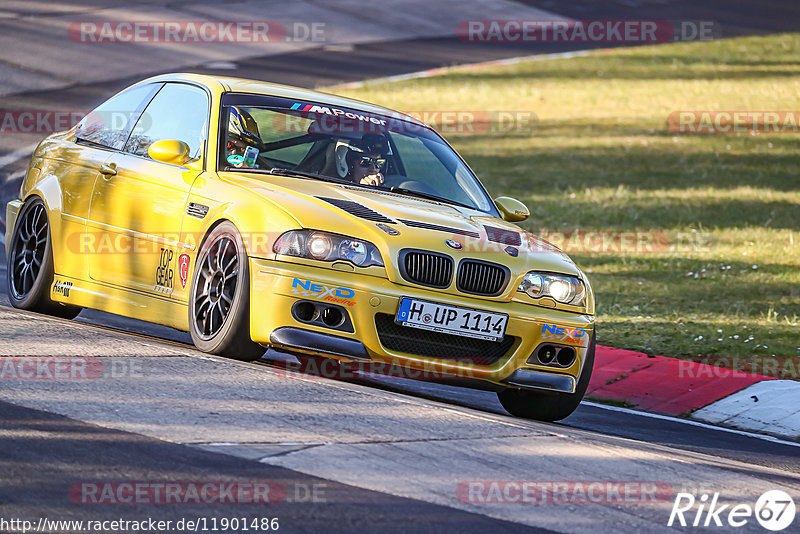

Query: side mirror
494 196 530 222
148 139 191 165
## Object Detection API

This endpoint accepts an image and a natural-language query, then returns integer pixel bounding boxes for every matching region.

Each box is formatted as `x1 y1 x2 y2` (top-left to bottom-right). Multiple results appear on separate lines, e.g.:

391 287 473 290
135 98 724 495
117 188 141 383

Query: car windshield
219 94 497 214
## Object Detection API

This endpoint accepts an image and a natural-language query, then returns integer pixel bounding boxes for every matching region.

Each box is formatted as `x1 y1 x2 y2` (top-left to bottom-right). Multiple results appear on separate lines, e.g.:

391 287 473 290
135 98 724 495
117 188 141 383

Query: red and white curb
691 380 800 440
591 346 799 441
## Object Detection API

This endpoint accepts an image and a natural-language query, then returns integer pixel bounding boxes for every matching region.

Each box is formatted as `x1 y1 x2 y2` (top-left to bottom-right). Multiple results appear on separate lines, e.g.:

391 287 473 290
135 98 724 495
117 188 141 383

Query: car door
59 83 161 278
87 82 210 298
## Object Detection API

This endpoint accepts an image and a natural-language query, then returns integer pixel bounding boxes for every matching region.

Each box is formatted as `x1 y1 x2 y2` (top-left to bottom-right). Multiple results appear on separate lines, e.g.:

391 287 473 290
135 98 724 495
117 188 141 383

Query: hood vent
317 197 396 224
484 225 521 246
400 219 480 238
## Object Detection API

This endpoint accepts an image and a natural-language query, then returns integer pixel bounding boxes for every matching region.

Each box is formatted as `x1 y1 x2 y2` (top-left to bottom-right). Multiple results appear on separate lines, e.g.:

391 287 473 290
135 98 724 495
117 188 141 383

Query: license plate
395 297 508 342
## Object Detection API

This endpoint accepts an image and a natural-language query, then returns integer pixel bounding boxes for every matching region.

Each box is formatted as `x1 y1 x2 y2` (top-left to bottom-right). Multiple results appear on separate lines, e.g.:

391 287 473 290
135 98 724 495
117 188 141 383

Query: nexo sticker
291 278 356 306
541 323 588 345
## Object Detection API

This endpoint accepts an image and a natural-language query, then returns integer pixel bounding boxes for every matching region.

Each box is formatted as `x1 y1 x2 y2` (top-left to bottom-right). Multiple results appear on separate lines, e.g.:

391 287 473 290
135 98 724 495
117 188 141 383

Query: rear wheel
498 331 596 422
189 221 264 361
7 197 81 319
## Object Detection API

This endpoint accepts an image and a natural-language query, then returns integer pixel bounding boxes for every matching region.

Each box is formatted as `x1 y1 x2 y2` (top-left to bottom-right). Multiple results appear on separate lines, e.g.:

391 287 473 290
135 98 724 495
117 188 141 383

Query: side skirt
48 274 190 331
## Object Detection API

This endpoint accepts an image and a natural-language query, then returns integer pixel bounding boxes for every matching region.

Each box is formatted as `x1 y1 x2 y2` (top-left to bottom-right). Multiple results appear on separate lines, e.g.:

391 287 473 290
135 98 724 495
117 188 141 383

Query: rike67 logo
669 490 795 531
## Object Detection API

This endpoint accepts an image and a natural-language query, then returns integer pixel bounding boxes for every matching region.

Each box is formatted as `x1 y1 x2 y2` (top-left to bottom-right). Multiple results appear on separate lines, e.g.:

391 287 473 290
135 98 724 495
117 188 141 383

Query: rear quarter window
75 83 161 150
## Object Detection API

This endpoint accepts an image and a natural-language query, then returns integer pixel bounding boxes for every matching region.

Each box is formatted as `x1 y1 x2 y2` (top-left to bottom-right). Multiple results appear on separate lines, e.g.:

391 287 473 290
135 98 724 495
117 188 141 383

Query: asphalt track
0 303 798 532
0 400 549 534
2 1 800 532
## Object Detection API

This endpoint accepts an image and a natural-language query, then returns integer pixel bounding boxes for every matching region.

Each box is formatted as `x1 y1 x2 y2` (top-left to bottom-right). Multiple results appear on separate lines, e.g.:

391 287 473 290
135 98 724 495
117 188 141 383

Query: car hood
222 172 581 288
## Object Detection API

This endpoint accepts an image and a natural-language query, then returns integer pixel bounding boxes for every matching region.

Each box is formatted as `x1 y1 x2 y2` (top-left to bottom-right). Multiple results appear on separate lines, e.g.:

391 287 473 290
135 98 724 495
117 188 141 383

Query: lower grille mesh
374 313 516 366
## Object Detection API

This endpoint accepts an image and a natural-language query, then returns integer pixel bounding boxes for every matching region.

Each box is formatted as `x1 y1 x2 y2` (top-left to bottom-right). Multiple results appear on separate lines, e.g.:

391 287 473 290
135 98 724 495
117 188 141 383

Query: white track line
583 401 800 448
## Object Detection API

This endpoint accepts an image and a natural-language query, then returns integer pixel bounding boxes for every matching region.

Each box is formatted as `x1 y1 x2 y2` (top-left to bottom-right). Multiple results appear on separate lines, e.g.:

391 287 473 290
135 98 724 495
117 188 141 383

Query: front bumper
249 258 594 392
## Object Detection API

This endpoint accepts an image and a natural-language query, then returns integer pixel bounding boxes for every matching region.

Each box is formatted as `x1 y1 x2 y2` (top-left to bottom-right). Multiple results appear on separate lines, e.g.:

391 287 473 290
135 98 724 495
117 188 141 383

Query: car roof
138 72 425 126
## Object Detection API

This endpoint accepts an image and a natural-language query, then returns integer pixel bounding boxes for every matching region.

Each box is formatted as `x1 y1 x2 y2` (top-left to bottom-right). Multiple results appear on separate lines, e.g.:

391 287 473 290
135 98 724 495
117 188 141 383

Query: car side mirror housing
494 196 530 222
148 139 191 166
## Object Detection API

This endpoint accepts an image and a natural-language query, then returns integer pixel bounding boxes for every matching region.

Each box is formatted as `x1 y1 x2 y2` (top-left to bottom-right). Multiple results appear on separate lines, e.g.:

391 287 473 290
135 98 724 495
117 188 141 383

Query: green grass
334 34 800 377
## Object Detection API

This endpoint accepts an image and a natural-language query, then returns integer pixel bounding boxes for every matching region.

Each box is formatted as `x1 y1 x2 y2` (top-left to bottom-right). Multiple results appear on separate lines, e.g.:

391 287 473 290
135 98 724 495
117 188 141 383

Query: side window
125 84 209 161
75 84 160 150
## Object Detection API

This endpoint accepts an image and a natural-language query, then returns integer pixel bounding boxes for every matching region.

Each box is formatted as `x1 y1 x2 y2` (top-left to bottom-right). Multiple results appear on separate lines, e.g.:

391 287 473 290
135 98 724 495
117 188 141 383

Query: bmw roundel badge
445 239 463 250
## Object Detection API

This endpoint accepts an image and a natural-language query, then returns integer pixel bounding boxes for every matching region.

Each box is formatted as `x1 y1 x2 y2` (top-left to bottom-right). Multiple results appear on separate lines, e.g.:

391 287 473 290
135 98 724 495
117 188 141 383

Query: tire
497 331 596 422
189 221 264 361
7 197 82 319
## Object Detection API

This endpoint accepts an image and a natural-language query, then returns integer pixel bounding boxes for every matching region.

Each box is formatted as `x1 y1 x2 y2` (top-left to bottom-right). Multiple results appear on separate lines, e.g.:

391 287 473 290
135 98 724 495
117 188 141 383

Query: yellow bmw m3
5 73 595 421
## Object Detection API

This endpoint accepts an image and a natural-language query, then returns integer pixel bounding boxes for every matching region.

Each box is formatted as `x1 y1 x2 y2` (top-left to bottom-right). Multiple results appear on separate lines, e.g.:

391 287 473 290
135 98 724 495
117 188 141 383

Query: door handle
99 163 117 176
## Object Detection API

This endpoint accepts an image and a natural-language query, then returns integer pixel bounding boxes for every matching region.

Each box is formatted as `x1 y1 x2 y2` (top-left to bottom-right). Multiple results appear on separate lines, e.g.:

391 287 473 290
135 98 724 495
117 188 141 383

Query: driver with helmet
334 133 389 186
226 106 262 167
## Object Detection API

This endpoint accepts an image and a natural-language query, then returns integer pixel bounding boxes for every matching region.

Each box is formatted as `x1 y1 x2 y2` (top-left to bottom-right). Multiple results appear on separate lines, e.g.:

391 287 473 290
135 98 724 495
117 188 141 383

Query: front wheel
498 331 596 422
7 197 81 319
188 221 264 361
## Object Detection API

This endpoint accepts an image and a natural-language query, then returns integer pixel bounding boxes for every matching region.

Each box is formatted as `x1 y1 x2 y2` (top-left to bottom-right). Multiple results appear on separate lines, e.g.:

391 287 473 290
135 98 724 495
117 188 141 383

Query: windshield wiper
384 186 474 210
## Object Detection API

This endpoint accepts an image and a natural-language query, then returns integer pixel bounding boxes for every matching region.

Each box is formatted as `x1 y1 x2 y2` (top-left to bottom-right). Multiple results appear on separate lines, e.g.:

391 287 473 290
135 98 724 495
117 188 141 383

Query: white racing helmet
334 134 391 178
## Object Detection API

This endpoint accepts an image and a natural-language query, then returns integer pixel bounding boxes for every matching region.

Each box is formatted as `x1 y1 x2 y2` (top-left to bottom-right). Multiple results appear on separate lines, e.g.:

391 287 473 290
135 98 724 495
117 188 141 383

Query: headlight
274 230 384 267
519 272 585 306
339 239 368 265
307 233 331 259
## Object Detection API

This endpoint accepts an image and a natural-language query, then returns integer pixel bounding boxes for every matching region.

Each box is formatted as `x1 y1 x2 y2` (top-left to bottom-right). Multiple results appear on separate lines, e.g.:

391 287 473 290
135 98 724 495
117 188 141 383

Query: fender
182 171 301 261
